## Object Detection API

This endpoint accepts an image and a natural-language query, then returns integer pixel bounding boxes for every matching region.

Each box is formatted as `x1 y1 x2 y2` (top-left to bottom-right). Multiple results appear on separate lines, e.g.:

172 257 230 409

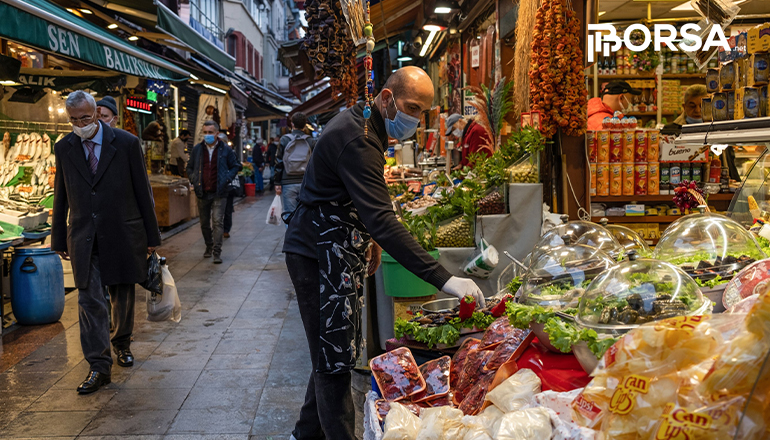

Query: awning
14 67 124 91
156 2 235 72
0 0 189 81
235 71 295 106
245 96 287 122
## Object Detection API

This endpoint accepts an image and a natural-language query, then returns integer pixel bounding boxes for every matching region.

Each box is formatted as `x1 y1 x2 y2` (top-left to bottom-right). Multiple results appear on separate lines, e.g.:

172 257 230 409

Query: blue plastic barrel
10 246 65 325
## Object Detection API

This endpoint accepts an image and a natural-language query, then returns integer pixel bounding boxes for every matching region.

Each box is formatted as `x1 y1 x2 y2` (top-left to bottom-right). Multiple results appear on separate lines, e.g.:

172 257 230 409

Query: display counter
148 175 192 227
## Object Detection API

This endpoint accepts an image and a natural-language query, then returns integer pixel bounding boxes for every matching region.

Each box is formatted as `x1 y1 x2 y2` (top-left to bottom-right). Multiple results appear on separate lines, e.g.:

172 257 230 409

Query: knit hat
96 96 118 116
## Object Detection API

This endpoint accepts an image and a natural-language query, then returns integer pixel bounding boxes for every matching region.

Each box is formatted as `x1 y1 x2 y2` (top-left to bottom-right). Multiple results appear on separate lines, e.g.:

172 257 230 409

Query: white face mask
73 117 98 140
452 128 463 138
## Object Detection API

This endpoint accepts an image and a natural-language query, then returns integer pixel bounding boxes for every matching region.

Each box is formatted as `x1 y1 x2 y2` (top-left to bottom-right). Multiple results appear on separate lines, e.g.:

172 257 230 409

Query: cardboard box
735 87 746 119
625 204 645 216
748 23 770 54
747 53 770 86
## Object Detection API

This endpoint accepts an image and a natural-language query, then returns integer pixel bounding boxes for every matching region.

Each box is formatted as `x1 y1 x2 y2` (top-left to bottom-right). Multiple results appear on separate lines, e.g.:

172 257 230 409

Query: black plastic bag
140 251 162 295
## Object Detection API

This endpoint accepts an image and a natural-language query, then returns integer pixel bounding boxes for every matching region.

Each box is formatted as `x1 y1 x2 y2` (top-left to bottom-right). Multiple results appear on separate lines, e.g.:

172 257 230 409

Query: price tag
471 46 480 68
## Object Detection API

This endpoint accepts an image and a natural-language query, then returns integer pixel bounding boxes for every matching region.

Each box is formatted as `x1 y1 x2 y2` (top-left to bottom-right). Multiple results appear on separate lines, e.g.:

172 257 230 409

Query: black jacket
186 140 240 198
52 122 161 289
283 103 453 290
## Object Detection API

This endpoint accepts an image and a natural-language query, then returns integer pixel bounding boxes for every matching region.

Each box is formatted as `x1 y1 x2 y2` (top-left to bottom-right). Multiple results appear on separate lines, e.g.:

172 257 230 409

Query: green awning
156 2 235 72
0 0 189 81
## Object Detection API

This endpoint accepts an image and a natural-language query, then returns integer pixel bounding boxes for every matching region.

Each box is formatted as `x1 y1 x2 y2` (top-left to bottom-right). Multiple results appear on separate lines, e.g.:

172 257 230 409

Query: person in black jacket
252 141 265 192
283 67 484 440
186 120 240 263
52 91 161 394
266 137 279 189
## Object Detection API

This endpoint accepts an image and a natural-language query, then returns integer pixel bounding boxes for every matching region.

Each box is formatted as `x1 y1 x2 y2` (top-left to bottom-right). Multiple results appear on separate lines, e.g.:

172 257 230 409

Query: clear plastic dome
576 254 710 332
534 217 625 259
603 222 652 256
653 210 766 278
519 237 617 311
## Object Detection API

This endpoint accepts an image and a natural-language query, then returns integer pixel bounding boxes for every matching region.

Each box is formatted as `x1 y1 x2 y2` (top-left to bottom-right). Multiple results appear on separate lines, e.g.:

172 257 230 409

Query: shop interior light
79 9 92 14
397 56 412 61
598 11 606 16
128 36 139 41
190 74 200 80
201 83 227 94
57 108 65 114
420 30 438 57
423 24 447 32
0 81 20 86
434 0 456 14
107 24 119 29
66 8 76 13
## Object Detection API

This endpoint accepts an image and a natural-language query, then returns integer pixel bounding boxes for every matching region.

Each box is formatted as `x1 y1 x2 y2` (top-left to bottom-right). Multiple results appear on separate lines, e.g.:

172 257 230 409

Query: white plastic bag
266 195 282 225
383 402 422 440
147 263 181 323
495 407 553 440
485 369 541 413
416 407 464 440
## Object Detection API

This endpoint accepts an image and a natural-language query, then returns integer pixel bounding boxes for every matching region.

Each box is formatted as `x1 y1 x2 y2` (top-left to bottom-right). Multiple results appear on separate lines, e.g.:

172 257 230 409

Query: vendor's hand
275 185 282 195
366 242 382 276
148 247 156 254
452 165 462 171
441 276 485 308
56 251 70 260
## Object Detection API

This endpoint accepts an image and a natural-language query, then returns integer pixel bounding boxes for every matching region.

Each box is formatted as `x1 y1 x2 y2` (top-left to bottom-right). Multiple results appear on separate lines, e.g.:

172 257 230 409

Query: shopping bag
266 195 283 225
139 251 162 295
147 260 182 322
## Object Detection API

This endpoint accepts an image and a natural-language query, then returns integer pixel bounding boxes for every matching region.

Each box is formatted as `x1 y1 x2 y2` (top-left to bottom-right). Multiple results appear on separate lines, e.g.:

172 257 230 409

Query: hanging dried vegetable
302 0 359 106
529 0 587 137
513 0 540 119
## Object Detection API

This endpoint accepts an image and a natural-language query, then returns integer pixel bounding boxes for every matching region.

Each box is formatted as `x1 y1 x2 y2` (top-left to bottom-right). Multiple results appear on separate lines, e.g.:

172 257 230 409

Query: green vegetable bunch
694 274 730 289
506 276 523 295
394 311 497 348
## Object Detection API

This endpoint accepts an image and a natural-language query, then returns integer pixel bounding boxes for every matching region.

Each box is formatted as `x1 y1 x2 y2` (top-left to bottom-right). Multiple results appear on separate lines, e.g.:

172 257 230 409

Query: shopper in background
252 141 265 192
266 136 279 190
96 96 119 128
445 113 467 169
168 129 192 177
276 112 315 223
587 80 642 131
52 90 161 394
662 84 709 134
283 67 484 440
186 120 240 264
448 113 493 170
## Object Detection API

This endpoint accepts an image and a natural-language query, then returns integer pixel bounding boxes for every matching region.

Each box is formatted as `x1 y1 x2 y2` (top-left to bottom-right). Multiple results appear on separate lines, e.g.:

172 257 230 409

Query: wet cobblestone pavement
0 195 367 439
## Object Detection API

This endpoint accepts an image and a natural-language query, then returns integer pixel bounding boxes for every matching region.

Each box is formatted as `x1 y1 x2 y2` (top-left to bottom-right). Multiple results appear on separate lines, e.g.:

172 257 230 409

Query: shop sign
146 90 158 102
126 96 153 114
0 1 187 81
587 23 730 63
471 46 480 68
463 89 478 116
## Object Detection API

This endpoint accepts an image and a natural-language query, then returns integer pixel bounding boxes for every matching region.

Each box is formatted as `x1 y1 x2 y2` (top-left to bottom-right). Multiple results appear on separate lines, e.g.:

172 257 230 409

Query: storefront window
7 43 44 69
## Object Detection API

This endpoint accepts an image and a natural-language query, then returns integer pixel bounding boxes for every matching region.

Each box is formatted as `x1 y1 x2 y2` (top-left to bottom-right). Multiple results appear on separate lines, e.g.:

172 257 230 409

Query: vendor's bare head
683 84 708 120
376 66 434 121
65 90 97 127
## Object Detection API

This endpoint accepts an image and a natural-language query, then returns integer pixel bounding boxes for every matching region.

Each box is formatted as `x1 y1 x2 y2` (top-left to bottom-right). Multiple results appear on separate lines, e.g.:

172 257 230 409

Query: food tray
484 329 534 370
480 316 520 350
369 347 426 402
411 356 451 403
450 338 480 389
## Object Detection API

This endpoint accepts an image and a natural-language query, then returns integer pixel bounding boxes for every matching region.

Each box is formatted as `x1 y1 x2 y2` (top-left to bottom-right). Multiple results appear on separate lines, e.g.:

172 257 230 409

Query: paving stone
168 408 256 434
182 387 261 411
1 410 96 437
80 410 178 435
0 371 61 393
122 369 201 389
194 369 267 389
250 404 299 436
139 353 210 371
103 388 189 411
28 388 118 411
205 354 273 370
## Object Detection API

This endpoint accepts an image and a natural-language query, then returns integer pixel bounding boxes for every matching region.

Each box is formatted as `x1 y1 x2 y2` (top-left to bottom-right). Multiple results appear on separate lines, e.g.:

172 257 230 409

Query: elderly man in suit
52 90 161 394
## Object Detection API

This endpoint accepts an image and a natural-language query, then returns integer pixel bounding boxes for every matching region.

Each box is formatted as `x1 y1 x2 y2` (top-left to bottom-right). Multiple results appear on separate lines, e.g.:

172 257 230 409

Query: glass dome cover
534 217 625 259
519 236 617 311
576 253 709 331
603 222 652 256
653 210 766 278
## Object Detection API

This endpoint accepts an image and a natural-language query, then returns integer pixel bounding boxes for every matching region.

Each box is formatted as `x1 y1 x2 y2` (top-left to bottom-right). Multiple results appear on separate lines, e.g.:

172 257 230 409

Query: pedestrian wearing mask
186 121 240 263
283 67 484 440
96 96 119 128
446 113 493 170
586 80 641 131
52 91 161 394
168 130 192 176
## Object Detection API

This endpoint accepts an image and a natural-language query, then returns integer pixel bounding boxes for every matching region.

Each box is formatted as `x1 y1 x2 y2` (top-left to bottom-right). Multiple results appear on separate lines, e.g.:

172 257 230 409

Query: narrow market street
0 195 370 440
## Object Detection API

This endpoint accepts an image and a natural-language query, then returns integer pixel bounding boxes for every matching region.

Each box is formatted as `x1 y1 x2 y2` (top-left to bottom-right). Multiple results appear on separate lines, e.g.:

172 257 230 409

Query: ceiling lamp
128 35 139 41
434 0 457 14
107 24 119 29
397 56 412 61
79 8 92 14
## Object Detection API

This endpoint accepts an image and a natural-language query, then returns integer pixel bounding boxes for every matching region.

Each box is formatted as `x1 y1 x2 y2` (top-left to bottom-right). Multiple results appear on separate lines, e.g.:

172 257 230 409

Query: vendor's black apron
312 201 371 374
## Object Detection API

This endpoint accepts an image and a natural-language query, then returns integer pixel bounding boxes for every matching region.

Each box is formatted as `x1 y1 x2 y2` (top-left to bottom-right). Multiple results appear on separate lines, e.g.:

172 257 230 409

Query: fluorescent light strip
420 30 438 57
107 23 118 29
126 106 152 114
201 83 227 94
435 7 452 13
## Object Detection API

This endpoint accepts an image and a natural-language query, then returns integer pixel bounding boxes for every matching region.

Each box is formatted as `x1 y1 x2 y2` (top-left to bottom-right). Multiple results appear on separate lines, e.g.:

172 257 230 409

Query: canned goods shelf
603 215 682 223
592 193 734 203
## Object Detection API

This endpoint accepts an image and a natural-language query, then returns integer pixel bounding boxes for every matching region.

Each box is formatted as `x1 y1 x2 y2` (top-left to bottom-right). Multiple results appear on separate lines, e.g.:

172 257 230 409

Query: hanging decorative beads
362 1 374 137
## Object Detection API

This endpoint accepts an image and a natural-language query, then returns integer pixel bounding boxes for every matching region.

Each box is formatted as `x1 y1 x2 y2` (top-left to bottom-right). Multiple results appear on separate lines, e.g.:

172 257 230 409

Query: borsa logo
587 23 731 63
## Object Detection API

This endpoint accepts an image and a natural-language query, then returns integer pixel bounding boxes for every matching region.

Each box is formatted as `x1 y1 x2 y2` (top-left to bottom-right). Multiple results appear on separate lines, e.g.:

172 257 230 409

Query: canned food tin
635 163 648 196
597 131 610 162
660 163 670 195
744 87 760 118
587 131 598 163
590 163 597 196
670 163 682 185
706 68 720 93
713 93 728 121
610 163 623 196
634 130 648 163
648 162 660 195
622 130 635 162
702 97 713 122
681 162 691 182
647 130 660 161
692 163 702 183
622 163 635 196
609 131 623 163
596 163 610 196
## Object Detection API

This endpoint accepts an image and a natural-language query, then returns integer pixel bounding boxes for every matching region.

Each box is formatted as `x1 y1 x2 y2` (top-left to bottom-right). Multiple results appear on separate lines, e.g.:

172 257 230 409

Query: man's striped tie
83 139 99 175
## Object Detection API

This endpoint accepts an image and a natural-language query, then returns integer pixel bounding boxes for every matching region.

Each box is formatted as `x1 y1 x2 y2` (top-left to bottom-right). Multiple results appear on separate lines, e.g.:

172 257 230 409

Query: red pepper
459 295 476 321
490 295 512 317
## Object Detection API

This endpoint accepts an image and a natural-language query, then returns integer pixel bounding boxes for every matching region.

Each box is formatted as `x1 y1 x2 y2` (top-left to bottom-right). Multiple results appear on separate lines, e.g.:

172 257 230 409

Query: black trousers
79 254 135 374
224 191 235 234
286 253 355 440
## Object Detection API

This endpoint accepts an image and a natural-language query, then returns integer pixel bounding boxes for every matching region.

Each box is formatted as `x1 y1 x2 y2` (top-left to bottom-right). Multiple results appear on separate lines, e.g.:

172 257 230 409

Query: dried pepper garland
529 0 587 137
302 0 358 105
